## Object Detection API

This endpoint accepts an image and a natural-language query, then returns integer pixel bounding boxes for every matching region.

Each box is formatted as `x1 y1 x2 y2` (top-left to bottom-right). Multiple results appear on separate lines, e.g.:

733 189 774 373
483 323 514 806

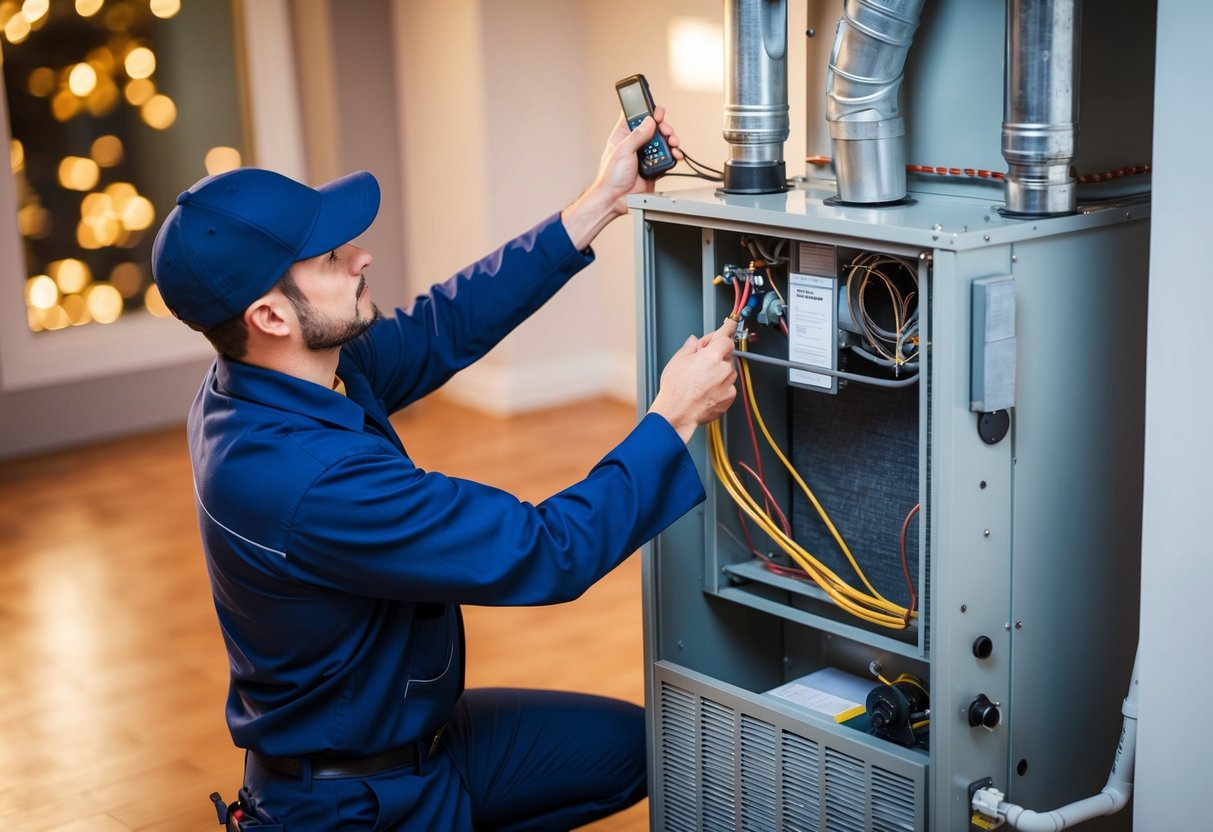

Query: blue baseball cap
151 167 380 329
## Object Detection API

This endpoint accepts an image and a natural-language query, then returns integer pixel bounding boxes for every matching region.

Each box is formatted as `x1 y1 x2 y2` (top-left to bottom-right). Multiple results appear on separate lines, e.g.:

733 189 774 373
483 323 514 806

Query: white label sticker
787 273 835 390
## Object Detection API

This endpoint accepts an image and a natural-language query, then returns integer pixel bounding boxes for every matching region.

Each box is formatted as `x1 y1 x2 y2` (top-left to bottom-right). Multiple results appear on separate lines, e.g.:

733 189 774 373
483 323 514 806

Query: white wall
1135 0 1213 825
391 0 806 413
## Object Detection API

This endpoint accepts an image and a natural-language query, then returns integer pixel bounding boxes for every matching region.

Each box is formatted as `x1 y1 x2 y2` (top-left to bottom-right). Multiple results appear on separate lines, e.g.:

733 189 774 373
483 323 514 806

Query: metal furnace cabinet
632 183 1147 832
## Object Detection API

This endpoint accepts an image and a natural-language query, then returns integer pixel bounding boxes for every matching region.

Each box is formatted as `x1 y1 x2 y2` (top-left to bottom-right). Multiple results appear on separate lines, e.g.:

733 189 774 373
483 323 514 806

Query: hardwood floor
0 394 652 831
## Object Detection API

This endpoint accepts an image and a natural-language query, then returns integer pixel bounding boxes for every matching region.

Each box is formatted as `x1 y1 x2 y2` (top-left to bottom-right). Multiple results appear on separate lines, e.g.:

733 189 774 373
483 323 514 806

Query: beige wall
391 0 807 413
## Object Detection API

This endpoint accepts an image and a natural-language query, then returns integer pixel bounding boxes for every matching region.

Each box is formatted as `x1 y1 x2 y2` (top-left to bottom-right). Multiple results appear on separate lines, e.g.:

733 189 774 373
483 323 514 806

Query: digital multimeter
615 74 677 179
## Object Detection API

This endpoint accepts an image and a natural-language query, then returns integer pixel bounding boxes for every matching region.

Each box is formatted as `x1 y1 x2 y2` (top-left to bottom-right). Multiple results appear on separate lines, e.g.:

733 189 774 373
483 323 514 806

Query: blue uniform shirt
187 214 706 758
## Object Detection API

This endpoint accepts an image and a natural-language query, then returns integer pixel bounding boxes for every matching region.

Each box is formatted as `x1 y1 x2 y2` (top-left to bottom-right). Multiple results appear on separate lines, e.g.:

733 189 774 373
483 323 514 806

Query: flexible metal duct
1003 0 1081 216
722 0 789 194
826 0 926 204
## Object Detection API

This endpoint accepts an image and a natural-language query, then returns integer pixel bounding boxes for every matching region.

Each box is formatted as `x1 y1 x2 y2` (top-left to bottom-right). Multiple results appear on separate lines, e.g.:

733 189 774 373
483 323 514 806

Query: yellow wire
708 418 914 628
707 422 908 626
738 348 891 605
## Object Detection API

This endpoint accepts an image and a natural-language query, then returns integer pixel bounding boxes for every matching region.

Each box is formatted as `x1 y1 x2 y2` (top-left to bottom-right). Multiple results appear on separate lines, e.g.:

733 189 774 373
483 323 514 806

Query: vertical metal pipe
722 0 789 194
1002 0 1081 216
826 0 926 204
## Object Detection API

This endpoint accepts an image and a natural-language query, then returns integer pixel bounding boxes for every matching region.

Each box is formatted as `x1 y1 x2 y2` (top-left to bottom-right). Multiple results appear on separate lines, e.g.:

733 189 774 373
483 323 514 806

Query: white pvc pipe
995 651 1139 831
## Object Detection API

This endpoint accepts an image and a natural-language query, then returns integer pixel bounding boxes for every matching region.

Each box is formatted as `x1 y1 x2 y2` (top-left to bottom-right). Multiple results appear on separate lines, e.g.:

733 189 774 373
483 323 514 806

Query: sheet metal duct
1003 0 1081 216
826 0 926 204
722 0 789 194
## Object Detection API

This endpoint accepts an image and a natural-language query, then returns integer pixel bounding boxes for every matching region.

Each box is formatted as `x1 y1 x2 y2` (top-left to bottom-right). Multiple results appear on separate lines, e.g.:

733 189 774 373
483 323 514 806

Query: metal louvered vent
701 698 738 829
825 747 868 830
780 730 822 832
660 682 699 832
740 715 778 831
871 766 917 832
656 669 924 831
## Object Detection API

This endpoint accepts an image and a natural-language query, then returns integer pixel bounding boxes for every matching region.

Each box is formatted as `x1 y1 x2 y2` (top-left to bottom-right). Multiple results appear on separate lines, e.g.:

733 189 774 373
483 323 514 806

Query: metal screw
1015 620 1023 630
984 529 991 538
1005 622 1012 631
984 234 991 242
677 640 685 649
980 481 987 489
1011 254 1018 263
961 604 968 613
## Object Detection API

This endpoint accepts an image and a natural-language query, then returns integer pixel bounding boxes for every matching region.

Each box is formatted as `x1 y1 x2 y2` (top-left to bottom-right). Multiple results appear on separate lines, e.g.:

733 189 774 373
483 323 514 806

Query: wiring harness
707 239 921 630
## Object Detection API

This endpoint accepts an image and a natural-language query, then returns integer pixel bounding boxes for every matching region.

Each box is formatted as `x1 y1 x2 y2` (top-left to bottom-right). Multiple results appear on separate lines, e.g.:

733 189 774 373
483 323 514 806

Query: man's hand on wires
649 318 737 444
561 107 681 251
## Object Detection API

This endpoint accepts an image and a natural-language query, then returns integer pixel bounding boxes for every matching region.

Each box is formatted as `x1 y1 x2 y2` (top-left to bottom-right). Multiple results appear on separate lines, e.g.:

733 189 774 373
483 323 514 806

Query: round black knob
968 694 1001 730
972 635 994 660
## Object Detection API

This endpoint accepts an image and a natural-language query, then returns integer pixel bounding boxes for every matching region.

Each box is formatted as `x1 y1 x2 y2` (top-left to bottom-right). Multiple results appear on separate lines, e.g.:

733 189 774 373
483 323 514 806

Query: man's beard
296 299 383 351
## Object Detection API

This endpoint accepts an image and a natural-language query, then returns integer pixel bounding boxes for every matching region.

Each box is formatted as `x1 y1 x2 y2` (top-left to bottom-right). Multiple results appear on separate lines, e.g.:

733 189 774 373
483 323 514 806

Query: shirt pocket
403 603 457 699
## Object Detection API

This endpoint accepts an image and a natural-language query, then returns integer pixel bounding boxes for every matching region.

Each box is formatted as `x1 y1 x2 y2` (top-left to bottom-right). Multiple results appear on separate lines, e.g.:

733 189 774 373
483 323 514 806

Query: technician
151 109 737 830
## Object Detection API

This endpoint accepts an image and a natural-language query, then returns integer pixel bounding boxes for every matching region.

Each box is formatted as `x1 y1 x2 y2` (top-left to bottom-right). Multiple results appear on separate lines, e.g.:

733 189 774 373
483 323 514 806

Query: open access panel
632 183 1147 831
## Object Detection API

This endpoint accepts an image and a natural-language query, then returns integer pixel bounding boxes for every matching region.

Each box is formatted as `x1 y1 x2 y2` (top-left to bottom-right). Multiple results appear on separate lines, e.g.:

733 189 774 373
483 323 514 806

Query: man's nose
347 244 373 273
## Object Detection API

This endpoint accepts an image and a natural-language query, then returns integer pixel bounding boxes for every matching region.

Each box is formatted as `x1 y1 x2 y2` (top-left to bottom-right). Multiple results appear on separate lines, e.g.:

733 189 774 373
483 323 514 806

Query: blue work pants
240 688 647 831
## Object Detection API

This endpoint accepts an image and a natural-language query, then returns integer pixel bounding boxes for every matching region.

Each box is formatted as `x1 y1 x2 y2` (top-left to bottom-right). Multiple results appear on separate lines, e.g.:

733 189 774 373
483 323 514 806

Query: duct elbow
825 0 926 204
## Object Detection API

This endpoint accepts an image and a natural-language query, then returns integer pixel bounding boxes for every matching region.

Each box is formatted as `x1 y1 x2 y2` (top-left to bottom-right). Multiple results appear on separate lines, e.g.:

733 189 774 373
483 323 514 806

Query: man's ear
245 291 293 338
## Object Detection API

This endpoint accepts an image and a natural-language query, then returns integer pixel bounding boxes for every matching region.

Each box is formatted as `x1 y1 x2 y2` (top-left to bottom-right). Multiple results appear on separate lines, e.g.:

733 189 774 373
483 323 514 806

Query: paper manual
766 667 873 722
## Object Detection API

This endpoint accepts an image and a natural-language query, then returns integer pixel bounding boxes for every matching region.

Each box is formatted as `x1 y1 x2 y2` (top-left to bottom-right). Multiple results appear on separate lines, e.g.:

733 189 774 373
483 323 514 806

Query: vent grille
780 730 821 832
740 715 777 831
872 767 917 832
700 698 737 829
657 677 922 830
660 682 698 832
824 748 867 830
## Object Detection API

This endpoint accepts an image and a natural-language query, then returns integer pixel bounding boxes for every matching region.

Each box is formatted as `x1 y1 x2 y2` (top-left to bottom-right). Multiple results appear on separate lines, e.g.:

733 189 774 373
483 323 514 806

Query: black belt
250 730 441 780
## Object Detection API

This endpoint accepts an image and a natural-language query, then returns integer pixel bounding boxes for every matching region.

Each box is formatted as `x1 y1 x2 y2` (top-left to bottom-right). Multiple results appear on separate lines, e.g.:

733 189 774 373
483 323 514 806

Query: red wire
899 503 921 625
814 155 1151 186
736 460 792 537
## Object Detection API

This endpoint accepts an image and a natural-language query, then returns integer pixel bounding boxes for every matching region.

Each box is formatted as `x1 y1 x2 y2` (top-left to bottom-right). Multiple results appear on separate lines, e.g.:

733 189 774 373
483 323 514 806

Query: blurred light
26 274 58 309
668 17 724 93
62 293 92 325
5 8 31 42
81 212 120 247
76 221 99 249
85 75 119 116
90 134 123 166
68 62 97 96
27 66 54 96
124 45 155 79
111 262 143 298
104 1 132 30
51 89 81 121
120 195 154 230
144 283 170 317
51 258 92 294
81 190 113 217
86 283 123 323
58 156 100 191
149 0 179 19
43 305 73 330
75 0 103 17
21 0 48 24
124 78 154 106
205 146 242 175
9 137 22 171
104 180 136 206
86 45 114 72
17 203 50 237
141 93 176 129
